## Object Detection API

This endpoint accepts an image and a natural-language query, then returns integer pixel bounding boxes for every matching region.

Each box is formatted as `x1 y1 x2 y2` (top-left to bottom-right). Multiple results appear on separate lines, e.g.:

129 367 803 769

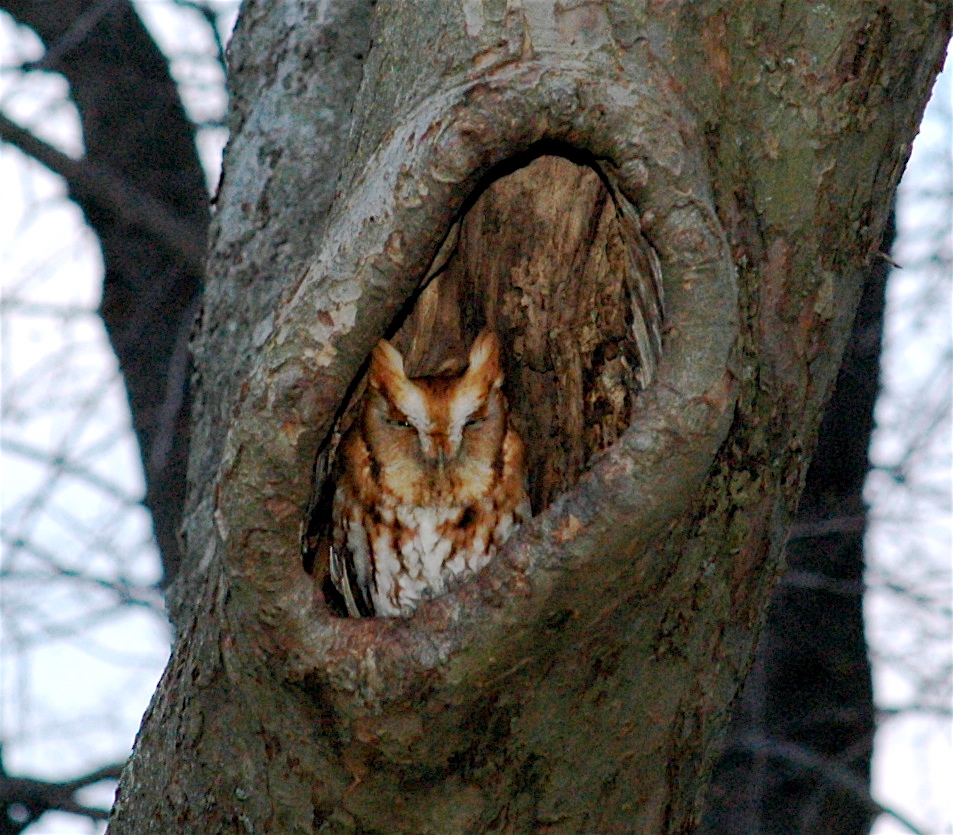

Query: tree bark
110 2 950 833
701 213 893 835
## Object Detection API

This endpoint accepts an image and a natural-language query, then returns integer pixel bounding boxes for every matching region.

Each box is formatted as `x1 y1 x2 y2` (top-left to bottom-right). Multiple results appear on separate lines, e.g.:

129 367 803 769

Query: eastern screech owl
330 331 531 617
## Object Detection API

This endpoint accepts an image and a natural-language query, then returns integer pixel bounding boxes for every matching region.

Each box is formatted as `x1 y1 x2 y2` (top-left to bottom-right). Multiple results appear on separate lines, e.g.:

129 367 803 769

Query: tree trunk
110 2 950 832
701 213 893 835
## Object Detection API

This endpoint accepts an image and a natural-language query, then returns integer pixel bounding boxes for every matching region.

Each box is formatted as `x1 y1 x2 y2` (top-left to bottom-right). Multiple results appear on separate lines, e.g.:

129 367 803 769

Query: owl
329 330 531 617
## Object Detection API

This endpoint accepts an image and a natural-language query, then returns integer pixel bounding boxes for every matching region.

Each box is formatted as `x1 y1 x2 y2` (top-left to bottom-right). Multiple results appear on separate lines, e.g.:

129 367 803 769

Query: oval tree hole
304 153 663 596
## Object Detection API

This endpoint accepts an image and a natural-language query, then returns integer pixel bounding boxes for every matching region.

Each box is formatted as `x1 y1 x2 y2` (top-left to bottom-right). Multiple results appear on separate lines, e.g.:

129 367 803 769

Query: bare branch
730 732 932 835
1 436 143 505
0 111 205 273
0 757 122 831
787 514 867 540
20 0 122 72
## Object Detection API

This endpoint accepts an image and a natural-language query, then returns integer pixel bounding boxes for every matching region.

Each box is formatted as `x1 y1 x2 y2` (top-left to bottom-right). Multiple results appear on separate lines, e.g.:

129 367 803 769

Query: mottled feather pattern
330 331 530 617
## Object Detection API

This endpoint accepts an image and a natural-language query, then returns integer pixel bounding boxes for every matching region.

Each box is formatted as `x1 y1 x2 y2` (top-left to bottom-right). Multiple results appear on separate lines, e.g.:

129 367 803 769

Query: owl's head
361 331 510 495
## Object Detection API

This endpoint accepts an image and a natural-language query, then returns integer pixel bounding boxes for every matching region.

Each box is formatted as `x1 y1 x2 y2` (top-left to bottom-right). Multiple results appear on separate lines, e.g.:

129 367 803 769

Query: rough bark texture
701 214 892 835
109 2 949 833
1 0 207 582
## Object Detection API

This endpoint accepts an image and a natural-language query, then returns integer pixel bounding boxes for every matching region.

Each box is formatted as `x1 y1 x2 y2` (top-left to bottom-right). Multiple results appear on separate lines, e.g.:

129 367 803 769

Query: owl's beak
427 433 456 474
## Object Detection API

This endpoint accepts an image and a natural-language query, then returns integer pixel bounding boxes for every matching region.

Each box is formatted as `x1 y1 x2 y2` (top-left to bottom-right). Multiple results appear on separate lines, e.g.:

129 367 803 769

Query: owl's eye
464 415 486 429
386 415 414 429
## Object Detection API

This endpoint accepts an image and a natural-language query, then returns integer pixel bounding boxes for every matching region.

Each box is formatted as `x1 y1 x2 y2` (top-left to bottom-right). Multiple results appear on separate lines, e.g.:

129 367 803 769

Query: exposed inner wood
305 154 663 589
392 154 663 511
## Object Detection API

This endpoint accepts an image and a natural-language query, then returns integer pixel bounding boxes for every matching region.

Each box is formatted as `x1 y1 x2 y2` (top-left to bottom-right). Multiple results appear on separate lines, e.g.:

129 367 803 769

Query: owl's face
361 332 509 504
331 330 530 617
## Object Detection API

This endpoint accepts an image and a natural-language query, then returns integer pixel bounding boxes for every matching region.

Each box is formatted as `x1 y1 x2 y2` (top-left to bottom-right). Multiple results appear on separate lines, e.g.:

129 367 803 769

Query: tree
3 1 949 832
701 214 892 834
102 2 949 831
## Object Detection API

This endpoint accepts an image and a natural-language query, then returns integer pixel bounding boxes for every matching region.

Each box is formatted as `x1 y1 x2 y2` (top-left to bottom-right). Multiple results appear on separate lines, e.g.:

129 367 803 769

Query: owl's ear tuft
369 339 407 391
465 331 504 391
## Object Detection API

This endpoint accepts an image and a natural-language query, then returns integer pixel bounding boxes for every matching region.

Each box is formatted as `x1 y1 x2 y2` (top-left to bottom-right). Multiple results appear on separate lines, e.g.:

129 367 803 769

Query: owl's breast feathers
332 419 529 618
329 331 530 617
